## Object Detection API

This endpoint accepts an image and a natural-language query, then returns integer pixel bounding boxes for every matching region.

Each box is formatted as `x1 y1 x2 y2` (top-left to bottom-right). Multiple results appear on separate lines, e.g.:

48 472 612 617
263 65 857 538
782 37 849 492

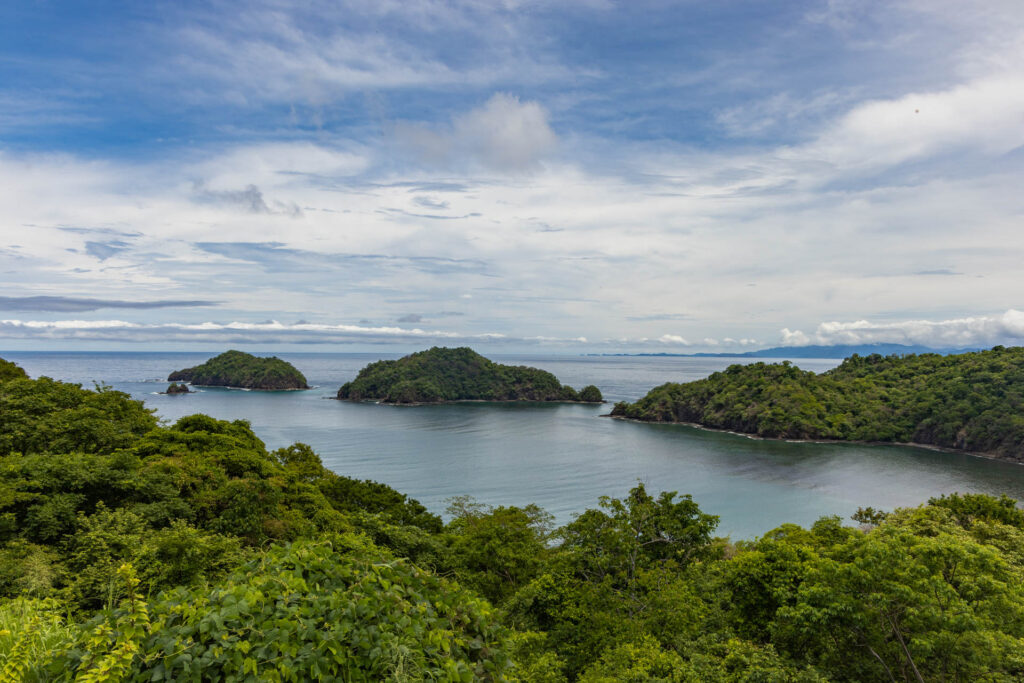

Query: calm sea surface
6 351 1024 539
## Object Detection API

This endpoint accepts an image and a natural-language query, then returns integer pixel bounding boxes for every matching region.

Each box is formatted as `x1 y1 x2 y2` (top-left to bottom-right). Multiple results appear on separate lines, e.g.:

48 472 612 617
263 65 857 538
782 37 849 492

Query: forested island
2 357 1024 680
337 346 603 404
168 349 309 391
611 346 1024 462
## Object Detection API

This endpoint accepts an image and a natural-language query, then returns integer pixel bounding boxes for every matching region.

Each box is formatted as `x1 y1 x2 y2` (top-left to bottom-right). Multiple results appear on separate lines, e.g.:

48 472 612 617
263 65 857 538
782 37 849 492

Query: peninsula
337 346 603 404
611 346 1024 462
168 350 310 390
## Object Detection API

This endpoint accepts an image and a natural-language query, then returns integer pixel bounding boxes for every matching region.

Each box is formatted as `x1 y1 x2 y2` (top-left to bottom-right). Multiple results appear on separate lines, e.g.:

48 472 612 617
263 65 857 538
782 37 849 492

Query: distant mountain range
591 343 989 359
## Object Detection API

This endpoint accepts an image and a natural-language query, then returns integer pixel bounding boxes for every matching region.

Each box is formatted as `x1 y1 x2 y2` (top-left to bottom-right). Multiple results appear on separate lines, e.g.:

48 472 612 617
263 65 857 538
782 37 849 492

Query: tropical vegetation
337 346 603 404
1 358 1022 681
167 350 309 390
612 346 1024 461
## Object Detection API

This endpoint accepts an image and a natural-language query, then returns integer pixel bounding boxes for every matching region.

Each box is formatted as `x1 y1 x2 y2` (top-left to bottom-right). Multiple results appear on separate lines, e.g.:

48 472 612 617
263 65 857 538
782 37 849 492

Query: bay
5 350 1024 539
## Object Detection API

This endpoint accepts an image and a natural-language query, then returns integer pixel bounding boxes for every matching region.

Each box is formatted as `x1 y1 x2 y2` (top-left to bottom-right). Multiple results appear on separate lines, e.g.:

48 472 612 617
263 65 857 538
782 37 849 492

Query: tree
446 497 553 604
560 483 719 584
772 506 1024 681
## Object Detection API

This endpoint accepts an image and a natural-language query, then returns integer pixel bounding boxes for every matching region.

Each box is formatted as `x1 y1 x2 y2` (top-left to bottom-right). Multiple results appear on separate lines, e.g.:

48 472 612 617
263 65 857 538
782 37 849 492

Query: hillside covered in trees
168 350 309 390
611 346 1024 462
337 346 603 404
2 358 1023 681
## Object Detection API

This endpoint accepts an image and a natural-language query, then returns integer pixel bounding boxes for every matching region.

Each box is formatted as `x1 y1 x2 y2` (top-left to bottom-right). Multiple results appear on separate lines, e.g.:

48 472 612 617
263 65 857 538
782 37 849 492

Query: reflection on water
5 351 1024 538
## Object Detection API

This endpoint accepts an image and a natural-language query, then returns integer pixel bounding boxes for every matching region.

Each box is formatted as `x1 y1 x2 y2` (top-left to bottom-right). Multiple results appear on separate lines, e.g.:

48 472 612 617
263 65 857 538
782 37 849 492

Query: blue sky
1 0 1023 351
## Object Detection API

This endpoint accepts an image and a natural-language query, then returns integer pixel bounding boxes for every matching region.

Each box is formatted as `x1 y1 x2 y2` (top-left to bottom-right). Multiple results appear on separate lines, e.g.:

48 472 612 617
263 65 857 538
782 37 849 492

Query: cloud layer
396 93 558 171
1 2 1023 351
0 318 555 346
782 310 1024 349
0 296 218 313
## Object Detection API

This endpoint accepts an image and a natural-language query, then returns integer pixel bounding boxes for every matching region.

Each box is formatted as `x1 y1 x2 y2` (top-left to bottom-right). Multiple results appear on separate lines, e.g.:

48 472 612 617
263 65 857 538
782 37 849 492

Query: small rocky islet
336 346 604 404
168 350 310 391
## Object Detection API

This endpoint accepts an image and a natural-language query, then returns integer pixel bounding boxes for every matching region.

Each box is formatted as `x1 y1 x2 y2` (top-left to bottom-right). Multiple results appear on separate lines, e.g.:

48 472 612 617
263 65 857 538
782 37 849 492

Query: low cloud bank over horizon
781 310 1024 350
2 310 1023 352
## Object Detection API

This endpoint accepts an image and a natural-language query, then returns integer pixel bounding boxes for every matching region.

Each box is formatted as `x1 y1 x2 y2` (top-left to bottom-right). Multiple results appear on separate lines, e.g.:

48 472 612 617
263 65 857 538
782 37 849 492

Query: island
163 382 191 394
611 345 1024 462
336 346 603 404
168 350 310 390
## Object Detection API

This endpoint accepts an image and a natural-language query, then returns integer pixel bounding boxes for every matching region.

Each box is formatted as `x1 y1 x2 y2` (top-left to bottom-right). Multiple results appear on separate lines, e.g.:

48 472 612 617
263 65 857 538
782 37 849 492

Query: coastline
333 397 606 406
605 414 1024 466
185 383 312 392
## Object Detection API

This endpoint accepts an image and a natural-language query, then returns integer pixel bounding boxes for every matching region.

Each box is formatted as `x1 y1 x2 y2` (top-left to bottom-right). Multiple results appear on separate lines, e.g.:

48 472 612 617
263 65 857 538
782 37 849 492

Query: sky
1 0 1023 352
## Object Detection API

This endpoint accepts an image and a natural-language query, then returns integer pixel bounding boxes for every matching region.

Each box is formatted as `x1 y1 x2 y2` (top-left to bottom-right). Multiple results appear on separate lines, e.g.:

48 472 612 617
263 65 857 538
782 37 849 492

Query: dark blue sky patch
85 240 130 260
0 296 219 312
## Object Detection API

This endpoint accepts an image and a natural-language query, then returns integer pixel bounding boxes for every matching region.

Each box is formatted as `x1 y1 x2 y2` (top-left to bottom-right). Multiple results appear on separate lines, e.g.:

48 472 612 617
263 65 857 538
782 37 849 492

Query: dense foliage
168 350 309 390
2 356 1023 681
56 540 510 682
0 360 26 383
612 346 1024 461
337 347 604 404
0 375 157 457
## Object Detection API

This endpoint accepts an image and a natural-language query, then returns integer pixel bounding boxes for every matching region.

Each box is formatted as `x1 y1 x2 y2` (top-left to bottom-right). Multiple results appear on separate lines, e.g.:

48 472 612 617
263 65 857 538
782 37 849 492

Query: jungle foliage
336 346 603 404
612 346 1024 461
168 350 309 390
1 358 1023 681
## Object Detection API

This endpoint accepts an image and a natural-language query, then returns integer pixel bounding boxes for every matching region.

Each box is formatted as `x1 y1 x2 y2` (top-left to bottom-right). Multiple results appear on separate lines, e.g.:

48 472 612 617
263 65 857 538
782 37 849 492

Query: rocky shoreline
605 414 1024 466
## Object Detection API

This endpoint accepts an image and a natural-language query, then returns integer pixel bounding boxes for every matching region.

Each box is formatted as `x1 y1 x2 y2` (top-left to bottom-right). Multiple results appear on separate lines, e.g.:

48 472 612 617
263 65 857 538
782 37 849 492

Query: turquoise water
6 351 1024 539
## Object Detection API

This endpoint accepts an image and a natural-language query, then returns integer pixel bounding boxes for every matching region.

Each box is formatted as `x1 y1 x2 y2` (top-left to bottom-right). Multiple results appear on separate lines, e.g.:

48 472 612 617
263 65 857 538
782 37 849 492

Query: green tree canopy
612 346 1024 460
337 346 601 403
168 350 309 390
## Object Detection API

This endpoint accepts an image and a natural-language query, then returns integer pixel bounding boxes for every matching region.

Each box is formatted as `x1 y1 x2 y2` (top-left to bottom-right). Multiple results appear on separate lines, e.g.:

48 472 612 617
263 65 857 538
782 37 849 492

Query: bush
58 539 513 681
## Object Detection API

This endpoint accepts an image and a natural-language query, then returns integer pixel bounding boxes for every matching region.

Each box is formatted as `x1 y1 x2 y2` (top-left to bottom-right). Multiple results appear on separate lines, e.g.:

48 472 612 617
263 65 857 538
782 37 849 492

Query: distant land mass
611 346 1024 463
168 350 310 390
337 346 603 404
591 343 985 359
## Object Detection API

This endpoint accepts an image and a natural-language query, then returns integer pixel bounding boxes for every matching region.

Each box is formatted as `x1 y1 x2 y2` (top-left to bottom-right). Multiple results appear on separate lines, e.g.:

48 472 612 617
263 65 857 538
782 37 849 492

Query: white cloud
780 310 1024 348
804 74 1024 171
658 334 690 345
780 329 812 346
396 93 558 171
188 143 370 199
722 337 760 346
0 318 493 345
453 94 558 170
